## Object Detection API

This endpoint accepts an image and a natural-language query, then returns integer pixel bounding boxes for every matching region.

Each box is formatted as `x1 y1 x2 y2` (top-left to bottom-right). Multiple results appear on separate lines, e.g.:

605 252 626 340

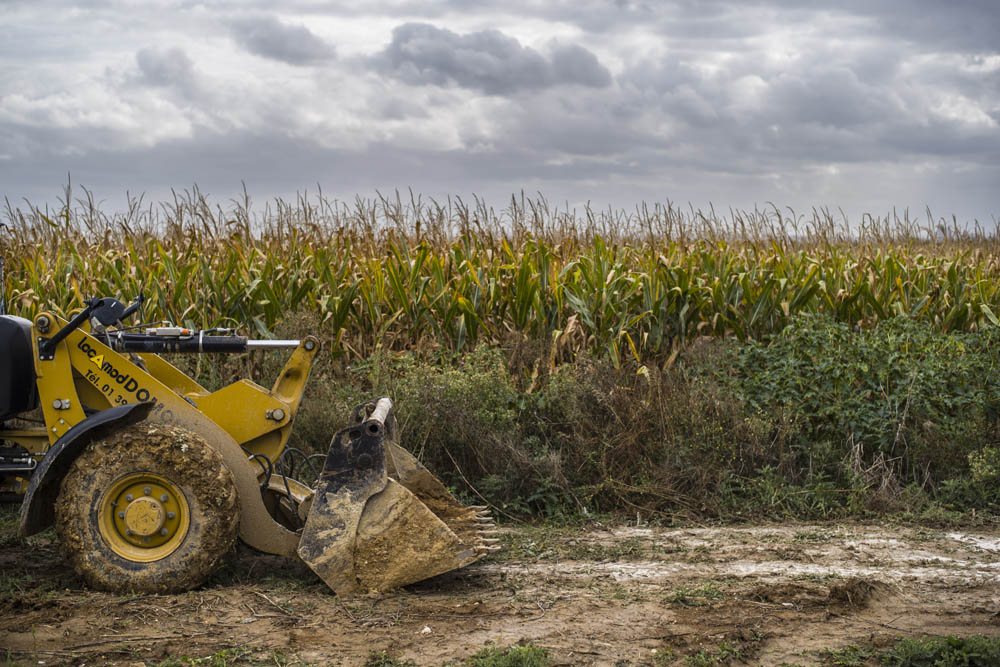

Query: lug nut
167 511 175 519
160 528 168 536
142 537 150 544
143 487 151 495
125 494 134 502
125 528 133 536
118 511 125 519
160 494 169 502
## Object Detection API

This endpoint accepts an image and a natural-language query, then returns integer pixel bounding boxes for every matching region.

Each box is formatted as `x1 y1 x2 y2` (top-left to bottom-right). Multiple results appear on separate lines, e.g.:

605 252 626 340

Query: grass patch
462 643 551 667
364 651 416 667
793 529 836 543
665 582 726 607
0 505 19 547
495 528 650 562
0 565 77 595
366 644 551 667
564 536 647 560
821 635 1000 666
882 635 1000 666
156 647 252 666
681 630 765 666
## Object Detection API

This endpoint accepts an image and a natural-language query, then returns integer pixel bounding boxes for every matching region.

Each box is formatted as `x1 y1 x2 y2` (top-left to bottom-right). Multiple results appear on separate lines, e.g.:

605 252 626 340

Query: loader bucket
297 398 498 596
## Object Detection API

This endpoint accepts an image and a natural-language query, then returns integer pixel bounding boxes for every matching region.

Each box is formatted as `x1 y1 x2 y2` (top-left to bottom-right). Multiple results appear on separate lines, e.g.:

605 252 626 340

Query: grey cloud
3 129 997 226
375 23 612 94
3 0 999 225
492 87 654 157
230 16 335 65
766 68 888 129
459 0 1000 53
135 47 195 88
550 44 613 88
374 97 431 121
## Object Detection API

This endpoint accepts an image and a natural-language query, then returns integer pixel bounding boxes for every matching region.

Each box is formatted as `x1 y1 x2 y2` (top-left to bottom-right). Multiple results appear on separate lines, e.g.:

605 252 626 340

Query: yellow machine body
3 305 498 595
5 311 315 556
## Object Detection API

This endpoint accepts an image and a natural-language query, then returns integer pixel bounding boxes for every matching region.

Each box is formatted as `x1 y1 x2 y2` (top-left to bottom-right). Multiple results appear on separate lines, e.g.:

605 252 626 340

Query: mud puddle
2 522 999 665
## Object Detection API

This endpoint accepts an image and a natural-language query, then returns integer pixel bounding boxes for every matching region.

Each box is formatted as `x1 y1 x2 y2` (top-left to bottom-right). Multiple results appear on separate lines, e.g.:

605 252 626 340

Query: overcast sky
1 1 998 224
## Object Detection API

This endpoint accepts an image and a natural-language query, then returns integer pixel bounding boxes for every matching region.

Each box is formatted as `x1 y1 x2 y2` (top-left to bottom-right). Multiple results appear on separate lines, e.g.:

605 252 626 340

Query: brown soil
1 521 998 665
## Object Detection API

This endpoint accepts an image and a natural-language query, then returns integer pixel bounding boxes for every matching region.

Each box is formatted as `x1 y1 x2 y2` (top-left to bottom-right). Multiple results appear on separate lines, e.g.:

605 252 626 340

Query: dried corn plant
4 184 1000 365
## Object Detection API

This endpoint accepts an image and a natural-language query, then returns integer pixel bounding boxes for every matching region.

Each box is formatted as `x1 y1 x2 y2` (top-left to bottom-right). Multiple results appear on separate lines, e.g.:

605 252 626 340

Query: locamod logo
77 338 153 402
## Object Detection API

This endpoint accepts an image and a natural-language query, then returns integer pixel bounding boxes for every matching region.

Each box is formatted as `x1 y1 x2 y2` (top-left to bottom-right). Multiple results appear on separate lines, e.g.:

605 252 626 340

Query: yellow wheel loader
0 295 498 595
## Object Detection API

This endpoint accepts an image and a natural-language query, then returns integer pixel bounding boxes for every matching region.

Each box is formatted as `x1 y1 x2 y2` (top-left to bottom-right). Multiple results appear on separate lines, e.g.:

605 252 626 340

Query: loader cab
0 315 38 420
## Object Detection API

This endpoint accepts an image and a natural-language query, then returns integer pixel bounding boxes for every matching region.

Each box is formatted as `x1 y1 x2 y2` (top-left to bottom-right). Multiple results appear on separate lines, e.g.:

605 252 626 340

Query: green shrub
822 635 1000 666
191 315 1000 520
881 635 1000 666
728 315 1000 492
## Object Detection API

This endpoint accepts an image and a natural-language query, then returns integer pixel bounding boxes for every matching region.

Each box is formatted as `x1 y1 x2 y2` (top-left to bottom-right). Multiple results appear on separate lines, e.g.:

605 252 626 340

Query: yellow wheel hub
98 473 190 562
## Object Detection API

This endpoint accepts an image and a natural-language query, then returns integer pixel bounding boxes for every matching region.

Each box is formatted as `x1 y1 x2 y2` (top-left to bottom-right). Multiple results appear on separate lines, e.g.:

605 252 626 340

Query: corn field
4 186 1000 365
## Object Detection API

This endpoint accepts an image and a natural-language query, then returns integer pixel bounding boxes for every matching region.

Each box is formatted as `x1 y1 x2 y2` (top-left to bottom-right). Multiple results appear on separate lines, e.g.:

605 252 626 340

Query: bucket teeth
475 544 503 554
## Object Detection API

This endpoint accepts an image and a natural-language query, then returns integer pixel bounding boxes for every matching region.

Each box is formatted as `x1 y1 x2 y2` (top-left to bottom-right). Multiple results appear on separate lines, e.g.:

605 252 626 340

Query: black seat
0 315 38 420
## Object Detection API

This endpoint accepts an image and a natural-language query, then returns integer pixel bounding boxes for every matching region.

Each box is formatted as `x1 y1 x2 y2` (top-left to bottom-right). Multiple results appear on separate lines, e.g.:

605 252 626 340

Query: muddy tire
54 422 239 593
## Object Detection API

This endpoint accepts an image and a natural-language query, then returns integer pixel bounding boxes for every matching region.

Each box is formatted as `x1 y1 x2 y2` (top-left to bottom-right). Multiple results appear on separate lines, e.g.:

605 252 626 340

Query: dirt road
2 521 998 665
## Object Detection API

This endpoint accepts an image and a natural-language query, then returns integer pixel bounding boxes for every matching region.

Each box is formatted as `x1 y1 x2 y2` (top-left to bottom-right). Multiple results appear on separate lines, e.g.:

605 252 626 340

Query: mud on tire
55 423 239 593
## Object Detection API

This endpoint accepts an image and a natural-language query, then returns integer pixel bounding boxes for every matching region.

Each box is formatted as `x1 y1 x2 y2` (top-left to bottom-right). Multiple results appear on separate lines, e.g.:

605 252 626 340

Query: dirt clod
828 577 883 609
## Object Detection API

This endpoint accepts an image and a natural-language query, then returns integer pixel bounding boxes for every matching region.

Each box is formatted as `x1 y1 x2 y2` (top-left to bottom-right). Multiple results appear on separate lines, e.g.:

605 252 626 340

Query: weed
820 644 877 666
820 635 1000 666
683 632 764 666
156 647 250 666
665 582 726 607
464 643 551 667
793 529 835 543
564 537 647 561
882 635 1000 666
364 651 416 667
0 506 19 547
